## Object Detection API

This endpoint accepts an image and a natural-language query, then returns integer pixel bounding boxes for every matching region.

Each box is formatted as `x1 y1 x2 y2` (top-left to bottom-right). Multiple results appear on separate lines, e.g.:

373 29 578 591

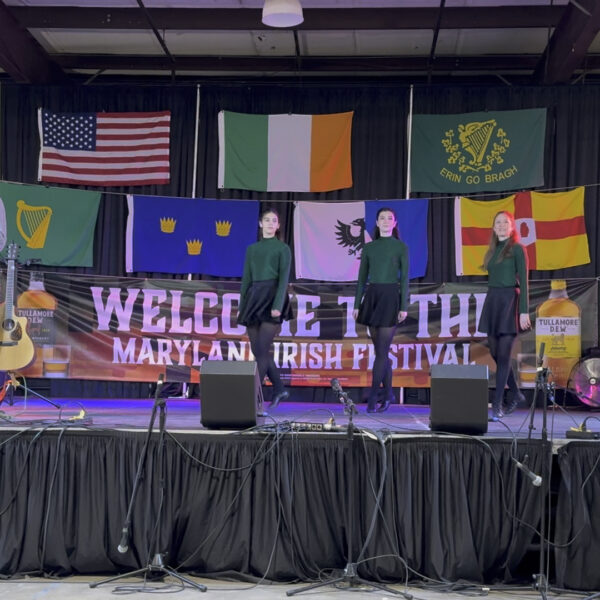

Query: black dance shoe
366 396 378 413
503 390 525 415
270 390 289 410
489 405 504 422
376 392 393 413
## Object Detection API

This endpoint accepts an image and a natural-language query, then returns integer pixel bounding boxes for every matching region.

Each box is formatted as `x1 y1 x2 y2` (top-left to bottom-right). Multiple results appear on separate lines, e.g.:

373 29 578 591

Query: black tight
247 322 284 394
488 334 518 406
369 326 396 400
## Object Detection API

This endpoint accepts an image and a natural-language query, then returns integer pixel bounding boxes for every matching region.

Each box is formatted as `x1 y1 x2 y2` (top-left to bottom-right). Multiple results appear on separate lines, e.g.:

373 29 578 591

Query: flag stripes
38 109 171 186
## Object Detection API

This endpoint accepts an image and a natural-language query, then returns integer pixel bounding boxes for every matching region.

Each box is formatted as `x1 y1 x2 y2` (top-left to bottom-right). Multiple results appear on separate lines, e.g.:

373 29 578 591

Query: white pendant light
262 0 304 28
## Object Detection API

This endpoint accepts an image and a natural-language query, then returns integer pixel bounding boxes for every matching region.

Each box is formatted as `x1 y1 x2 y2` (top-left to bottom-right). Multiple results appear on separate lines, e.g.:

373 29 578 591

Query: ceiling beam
8 6 565 31
0 0 67 83
51 53 557 74
534 0 600 83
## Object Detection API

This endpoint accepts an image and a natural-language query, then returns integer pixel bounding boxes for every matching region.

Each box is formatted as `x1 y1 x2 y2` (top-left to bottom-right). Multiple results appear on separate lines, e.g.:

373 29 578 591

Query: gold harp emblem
16 200 53 249
458 119 496 168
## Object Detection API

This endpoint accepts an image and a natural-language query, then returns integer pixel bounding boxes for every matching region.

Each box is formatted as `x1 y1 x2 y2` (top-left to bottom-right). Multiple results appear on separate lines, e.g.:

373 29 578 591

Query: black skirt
356 283 402 328
479 286 520 335
237 279 294 327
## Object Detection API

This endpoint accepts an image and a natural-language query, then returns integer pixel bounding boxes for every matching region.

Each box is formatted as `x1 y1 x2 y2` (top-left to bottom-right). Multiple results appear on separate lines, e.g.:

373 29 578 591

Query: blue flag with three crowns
126 195 259 276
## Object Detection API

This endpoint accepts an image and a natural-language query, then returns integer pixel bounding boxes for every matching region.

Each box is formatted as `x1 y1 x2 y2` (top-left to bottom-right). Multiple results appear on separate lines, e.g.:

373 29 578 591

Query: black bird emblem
335 218 366 256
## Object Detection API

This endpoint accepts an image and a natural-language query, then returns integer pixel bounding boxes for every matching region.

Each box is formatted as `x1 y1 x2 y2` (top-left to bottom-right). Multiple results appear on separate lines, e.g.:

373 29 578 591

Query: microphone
512 456 542 487
117 527 129 553
331 378 348 400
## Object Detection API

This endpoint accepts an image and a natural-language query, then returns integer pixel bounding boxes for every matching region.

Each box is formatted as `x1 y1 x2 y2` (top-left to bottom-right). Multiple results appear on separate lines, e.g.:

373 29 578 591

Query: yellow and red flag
455 187 589 275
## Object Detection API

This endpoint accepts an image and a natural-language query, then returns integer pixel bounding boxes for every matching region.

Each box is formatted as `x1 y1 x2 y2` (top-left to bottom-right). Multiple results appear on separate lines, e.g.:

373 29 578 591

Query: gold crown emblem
160 217 176 233
215 220 232 237
187 239 202 255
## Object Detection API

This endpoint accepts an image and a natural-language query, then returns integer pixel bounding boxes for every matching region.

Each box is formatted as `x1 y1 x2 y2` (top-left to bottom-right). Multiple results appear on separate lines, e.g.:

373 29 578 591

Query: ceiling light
262 0 304 28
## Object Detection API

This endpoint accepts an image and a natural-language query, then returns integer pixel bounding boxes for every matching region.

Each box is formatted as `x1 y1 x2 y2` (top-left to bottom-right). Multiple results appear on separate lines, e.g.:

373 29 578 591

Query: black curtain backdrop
1 81 599 398
555 441 600 591
0 429 546 585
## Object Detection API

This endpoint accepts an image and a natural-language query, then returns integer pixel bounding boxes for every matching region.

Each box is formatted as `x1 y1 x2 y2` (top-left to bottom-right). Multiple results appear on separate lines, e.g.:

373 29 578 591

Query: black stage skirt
479 286 520 335
356 283 402 328
237 279 294 327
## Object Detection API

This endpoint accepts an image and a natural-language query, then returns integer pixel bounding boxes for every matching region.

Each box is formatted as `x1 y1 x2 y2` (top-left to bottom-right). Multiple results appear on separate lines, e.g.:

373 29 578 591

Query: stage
0 392 599 592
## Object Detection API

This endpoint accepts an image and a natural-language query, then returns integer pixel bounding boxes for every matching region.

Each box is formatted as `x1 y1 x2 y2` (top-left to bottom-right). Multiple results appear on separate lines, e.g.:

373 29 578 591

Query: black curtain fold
0 429 546 584
555 441 600 590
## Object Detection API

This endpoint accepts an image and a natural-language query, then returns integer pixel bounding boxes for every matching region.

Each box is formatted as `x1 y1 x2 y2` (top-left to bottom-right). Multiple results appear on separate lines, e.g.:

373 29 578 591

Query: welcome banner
411 108 546 193
9 273 597 389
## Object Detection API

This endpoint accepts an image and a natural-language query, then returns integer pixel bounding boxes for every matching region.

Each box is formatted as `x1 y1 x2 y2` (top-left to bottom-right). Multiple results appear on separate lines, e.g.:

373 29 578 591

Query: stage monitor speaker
430 364 489 435
200 360 264 429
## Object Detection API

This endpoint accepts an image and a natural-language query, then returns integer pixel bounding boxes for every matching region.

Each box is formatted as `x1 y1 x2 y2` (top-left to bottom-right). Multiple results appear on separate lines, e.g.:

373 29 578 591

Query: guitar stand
3 372 61 409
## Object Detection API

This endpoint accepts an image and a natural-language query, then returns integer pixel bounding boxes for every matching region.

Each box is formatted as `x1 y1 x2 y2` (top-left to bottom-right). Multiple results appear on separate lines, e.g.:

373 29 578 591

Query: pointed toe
270 390 289 409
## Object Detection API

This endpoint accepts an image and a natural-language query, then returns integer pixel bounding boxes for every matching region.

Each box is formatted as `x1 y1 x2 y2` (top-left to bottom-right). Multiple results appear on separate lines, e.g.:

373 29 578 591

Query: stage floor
0 392 596 443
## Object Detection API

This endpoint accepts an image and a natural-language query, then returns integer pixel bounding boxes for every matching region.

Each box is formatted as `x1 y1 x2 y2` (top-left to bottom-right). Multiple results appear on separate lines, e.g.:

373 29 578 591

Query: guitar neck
4 260 15 321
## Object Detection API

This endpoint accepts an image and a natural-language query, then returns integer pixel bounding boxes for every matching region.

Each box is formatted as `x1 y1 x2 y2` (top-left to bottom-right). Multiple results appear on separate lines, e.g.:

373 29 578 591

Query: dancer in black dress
479 211 531 421
353 207 409 413
238 208 293 409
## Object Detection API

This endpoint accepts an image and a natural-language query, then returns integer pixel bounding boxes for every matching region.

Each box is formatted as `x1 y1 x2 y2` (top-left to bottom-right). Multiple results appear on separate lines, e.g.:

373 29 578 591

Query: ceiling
1 0 600 85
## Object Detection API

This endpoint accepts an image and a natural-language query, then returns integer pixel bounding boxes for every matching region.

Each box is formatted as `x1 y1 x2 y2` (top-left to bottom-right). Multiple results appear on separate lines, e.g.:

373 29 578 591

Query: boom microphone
512 456 542 487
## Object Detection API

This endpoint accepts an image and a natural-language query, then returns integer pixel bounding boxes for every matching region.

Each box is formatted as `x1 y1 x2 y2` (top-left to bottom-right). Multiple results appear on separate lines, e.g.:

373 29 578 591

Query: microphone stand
526 346 553 600
90 374 206 592
287 385 409 598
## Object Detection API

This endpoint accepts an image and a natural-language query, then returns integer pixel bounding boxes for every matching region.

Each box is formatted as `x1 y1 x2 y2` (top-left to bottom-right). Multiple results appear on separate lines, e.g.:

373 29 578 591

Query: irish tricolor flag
455 187 590 275
218 110 353 192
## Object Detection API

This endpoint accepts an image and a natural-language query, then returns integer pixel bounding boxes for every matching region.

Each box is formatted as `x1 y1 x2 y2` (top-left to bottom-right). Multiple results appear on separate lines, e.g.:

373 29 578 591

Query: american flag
38 109 171 186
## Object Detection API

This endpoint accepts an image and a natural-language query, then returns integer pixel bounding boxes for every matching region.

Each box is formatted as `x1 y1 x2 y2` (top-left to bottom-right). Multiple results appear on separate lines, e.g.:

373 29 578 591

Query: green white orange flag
455 187 590 275
218 110 353 192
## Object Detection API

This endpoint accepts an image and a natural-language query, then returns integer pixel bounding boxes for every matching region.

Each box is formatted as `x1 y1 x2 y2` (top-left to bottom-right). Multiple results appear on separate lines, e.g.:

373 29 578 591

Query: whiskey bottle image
16 272 68 377
535 280 581 388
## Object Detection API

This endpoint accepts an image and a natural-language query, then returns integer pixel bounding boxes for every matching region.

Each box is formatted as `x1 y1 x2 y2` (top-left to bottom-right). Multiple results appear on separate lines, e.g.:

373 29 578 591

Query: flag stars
42 110 97 151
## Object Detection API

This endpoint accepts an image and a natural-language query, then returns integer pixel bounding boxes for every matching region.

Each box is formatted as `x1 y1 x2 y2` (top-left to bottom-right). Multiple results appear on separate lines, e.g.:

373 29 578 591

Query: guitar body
0 243 36 372
0 305 35 371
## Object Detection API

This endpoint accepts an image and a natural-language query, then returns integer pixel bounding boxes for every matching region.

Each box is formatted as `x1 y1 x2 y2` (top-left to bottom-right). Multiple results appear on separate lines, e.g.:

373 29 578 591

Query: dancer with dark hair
480 210 531 421
238 208 293 410
353 208 409 413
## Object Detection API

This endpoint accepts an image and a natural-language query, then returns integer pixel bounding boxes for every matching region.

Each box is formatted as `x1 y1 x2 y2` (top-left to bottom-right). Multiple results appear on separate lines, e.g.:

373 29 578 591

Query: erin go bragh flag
454 187 589 275
218 110 353 193
38 109 171 187
0 181 100 267
411 108 546 194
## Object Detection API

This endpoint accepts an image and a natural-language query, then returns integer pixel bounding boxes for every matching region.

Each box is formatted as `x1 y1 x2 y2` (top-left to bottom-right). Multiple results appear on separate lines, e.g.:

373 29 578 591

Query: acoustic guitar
0 243 35 371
